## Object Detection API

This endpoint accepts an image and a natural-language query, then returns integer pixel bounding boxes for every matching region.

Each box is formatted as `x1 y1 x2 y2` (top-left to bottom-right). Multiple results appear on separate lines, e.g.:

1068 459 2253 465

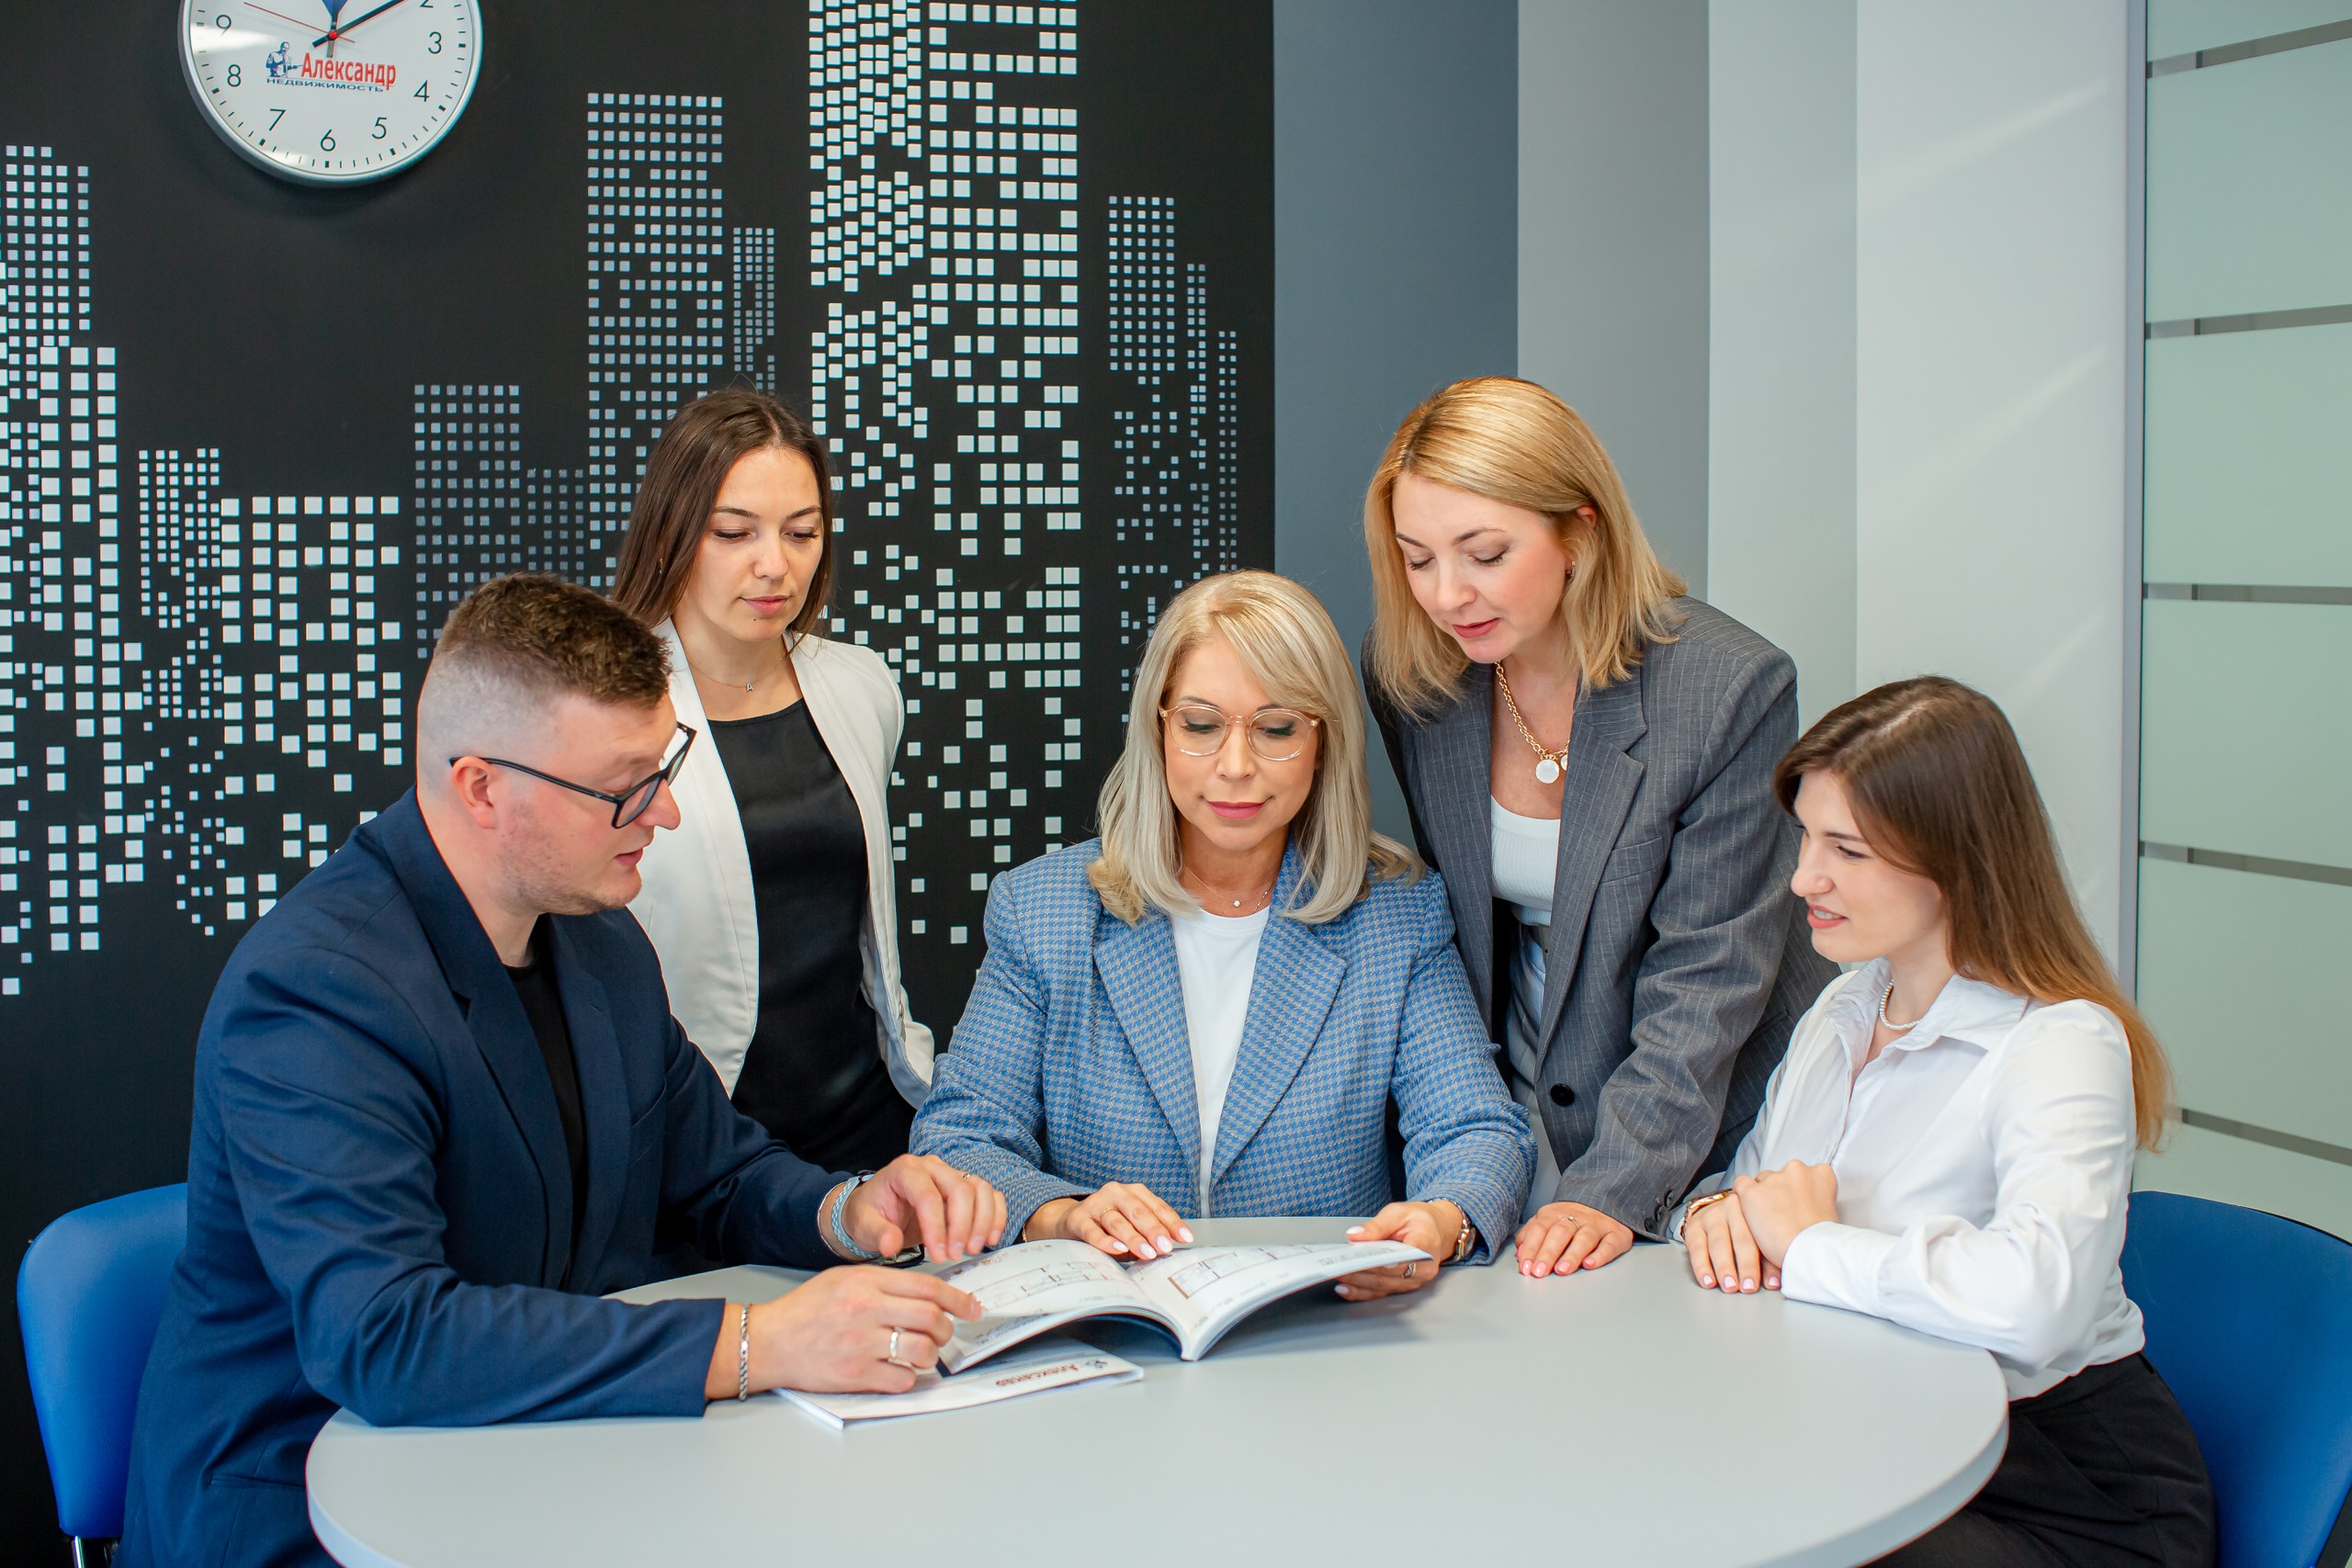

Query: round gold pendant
1534 757 1562 784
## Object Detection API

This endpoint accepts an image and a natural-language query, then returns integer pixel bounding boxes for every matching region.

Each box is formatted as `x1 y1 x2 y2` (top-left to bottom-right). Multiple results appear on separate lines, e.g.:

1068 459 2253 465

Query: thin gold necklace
1494 660 1571 784
1182 868 1274 913
683 640 788 696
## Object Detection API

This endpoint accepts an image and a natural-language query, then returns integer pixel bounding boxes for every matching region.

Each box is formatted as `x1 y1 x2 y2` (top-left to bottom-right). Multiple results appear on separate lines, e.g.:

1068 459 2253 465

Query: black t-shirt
707 700 910 1171
504 919 588 1255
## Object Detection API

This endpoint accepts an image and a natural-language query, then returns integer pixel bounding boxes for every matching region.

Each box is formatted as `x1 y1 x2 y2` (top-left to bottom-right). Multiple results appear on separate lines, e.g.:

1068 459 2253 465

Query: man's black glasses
454 723 697 829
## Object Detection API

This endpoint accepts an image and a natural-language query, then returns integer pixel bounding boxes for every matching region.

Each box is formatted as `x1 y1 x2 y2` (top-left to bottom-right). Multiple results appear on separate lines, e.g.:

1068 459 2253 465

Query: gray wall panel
1519 0 1711 595
1273 0 1518 840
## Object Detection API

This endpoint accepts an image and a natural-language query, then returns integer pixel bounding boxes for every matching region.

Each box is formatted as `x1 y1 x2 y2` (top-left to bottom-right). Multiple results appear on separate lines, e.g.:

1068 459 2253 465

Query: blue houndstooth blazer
911 839 1535 1259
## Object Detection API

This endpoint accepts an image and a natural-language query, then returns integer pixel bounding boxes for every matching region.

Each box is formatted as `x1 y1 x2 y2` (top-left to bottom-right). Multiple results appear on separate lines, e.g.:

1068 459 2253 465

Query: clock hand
311 0 411 47
246 2 331 35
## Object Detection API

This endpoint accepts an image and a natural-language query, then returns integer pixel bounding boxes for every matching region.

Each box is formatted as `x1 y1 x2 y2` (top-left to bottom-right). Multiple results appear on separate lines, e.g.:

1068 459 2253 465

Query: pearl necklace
1494 660 1570 784
1879 980 1931 1033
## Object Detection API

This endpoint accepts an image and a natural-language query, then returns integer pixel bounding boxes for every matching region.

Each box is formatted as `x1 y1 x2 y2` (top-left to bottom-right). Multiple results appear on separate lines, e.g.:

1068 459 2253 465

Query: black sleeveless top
705 701 911 1172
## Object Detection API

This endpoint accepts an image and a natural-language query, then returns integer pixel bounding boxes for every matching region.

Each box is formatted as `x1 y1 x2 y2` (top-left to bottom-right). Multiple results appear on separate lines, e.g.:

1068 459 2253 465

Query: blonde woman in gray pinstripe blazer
1363 378 1835 1280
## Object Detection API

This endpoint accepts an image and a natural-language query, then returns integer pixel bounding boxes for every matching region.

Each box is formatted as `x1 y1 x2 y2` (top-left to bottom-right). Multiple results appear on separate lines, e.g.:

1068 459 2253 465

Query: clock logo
178 0 483 186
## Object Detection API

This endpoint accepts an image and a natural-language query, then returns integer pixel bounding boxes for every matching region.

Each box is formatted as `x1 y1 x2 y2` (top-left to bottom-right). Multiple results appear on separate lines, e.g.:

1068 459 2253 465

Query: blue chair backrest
2120 1190 2352 1568
16 1184 188 1542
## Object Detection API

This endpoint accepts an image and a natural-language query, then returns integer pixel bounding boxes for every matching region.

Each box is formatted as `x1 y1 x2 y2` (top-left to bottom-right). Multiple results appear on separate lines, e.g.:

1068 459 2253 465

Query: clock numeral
413 78 430 99
212 12 231 28
268 107 287 131
427 29 443 53
320 130 336 152
371 117 388 141
225 62 241 86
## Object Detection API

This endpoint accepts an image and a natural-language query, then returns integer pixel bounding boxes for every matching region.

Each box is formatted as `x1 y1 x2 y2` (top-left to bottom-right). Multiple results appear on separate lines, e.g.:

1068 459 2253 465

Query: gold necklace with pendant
1494 660 1569 784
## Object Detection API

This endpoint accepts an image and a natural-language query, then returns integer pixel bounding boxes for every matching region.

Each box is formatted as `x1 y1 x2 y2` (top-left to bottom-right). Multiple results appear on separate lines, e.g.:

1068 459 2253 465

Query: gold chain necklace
684 640 788 696
1493 660 1570 784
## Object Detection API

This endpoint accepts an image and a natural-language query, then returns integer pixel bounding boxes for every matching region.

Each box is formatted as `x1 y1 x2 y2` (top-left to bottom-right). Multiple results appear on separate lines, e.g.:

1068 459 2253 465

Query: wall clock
178 0 483 186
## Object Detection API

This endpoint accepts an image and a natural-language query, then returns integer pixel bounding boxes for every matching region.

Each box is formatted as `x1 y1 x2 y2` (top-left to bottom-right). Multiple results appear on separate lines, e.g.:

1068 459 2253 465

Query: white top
1170 904 1271 1209
1489 797 1559 929
628 624 934 1103
1676 961 2145 1400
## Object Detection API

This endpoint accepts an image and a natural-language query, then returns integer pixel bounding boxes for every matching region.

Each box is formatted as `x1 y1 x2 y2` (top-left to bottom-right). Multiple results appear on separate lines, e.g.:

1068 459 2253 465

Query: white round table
307 1219 2007 1567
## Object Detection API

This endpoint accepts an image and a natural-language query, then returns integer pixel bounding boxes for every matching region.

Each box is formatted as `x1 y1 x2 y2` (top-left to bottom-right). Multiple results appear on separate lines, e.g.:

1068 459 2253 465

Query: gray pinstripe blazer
1367 599 1836 1239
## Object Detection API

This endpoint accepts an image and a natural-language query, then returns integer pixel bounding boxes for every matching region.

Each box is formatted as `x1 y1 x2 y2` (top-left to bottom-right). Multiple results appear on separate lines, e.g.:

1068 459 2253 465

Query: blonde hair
1090 570 1419 925
1363 377 1687 716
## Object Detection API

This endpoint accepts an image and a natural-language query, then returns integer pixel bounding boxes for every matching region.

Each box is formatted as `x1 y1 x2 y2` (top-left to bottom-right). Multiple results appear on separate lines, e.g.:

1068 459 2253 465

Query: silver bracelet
734 1302 751 1402
827 1172 885 1261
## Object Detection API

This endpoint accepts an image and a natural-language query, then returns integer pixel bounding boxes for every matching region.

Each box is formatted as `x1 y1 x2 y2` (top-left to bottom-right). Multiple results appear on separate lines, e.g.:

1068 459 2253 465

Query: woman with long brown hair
1677 677 2214 1565
614 389 933 1179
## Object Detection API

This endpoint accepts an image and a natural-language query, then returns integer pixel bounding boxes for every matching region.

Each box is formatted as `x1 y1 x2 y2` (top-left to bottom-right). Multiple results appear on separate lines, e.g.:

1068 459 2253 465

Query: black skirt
1874 1352 2215 1566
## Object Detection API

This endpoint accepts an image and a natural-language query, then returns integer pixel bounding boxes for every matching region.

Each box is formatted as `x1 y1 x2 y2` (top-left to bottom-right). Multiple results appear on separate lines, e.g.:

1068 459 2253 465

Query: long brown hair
1774 677 2172 1148
1363 377 1686 716
608 388 836 638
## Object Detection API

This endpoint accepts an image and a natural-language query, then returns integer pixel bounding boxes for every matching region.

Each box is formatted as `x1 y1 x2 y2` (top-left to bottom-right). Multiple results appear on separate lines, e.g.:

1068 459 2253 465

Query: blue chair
17 1183 188 1567
2120 1190 2352 1568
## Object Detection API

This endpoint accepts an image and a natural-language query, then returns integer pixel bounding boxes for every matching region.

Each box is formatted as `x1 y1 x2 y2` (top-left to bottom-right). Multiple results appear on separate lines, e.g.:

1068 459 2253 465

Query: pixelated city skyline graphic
0 0 1248 999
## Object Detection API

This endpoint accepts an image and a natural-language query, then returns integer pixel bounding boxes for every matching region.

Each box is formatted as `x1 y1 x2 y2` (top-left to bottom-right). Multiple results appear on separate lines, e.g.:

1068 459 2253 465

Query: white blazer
630 621 934 1105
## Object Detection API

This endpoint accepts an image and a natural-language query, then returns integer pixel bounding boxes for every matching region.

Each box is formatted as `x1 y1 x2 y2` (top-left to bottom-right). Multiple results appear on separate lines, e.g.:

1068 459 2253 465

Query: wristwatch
1678 1190 1735 1239
827 1171 926 1266
1448 1204 1477 1265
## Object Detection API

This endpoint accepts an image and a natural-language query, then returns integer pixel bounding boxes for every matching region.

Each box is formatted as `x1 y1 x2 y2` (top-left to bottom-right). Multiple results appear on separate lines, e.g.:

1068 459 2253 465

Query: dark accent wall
4 4 1271 1553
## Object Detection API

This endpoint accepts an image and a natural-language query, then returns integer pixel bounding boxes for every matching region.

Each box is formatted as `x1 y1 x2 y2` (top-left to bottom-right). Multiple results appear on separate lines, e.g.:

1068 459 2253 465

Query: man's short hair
417 574 672 763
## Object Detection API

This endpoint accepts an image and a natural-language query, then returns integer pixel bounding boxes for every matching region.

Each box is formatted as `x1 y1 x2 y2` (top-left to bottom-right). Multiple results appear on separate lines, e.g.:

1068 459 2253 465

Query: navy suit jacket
118 793 846 1568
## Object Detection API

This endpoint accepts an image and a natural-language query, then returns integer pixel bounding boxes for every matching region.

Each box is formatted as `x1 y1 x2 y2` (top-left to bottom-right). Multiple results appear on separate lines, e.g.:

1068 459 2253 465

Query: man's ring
886 1326 920 1371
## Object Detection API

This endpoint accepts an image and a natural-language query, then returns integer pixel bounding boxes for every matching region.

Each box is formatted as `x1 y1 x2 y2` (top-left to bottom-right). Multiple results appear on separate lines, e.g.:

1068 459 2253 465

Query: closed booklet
935 1238 1429 1373
777 1346 1142 1428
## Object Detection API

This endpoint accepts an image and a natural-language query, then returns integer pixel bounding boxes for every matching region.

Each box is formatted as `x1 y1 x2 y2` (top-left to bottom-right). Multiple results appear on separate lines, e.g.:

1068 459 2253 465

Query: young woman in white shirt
614 389 933 1173
1679 676 2214 1566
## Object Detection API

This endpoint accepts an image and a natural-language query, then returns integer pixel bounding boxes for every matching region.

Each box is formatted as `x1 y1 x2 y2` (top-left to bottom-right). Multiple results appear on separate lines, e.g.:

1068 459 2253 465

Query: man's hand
705 1269 981 1399
1733 1161 1839 1266
838 1155 1007 1263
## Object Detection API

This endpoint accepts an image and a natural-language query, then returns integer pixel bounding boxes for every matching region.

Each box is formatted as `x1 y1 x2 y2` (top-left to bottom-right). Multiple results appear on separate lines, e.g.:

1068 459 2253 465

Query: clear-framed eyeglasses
456 722 697 829
1160 703 1319 762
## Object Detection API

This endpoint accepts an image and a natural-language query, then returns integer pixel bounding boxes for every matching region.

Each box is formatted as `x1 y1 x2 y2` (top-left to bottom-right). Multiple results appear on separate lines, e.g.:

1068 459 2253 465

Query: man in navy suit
119 575 1005 1568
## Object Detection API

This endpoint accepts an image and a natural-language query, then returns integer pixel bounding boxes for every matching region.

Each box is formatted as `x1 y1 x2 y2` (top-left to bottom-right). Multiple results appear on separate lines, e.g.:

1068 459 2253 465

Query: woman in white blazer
612 389 932 1171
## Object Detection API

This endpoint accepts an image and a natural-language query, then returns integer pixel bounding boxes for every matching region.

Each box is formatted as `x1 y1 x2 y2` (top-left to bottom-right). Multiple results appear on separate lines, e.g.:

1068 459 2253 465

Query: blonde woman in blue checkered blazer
913 571 1535 1299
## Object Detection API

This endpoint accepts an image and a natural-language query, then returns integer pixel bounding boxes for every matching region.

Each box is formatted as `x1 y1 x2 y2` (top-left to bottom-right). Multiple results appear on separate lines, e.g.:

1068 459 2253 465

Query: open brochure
934 1237 1429 1374
776 1347 1141 1428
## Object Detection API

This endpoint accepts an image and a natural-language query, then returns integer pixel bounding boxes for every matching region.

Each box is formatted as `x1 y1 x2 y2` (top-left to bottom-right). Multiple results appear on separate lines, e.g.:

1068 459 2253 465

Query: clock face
179 0 482 186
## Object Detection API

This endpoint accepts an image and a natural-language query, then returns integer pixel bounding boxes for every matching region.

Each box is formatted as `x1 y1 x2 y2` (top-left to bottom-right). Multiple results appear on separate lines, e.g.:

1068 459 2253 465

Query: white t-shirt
1492 798 1565 1208
1170 904 1271 1210
1489 796 1560 929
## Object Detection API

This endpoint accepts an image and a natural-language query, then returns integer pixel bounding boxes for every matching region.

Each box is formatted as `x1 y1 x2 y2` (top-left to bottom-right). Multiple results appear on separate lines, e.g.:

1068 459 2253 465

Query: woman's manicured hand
1335 1201 1456 1299
1027 1181 1193 1259
1514 1201 1634 1277
1734 1161 1839 1266
1682 1190 1778 1294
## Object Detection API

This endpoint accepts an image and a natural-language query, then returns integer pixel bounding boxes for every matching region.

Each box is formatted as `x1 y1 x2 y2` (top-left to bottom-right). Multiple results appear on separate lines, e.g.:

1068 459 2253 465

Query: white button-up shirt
1679 961 2145 1399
